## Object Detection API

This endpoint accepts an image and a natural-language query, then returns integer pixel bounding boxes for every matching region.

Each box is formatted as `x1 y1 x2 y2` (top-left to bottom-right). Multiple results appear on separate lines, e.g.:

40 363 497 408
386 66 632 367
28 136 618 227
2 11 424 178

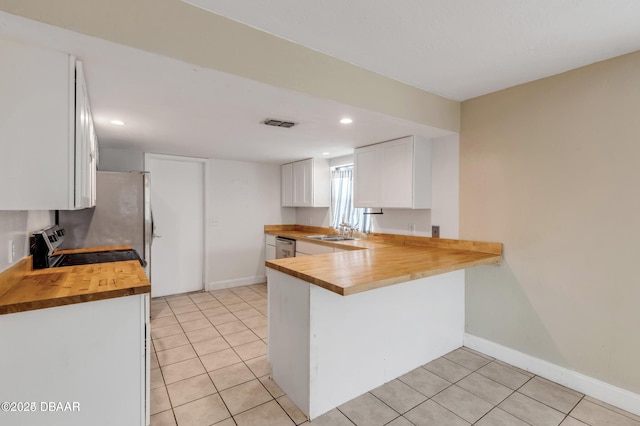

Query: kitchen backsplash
370 208 432 236
0 210 53 273
98 147 145 172
295 207 432 236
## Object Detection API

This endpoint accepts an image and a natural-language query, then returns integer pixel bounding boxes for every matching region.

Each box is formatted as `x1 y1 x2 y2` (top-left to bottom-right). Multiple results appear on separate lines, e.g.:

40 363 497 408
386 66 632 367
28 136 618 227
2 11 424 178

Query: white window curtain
331 166 371 233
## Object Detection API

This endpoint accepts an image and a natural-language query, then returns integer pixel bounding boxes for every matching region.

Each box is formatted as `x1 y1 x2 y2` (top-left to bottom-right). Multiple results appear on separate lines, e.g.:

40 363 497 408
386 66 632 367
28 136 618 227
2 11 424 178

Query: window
330 165 371 233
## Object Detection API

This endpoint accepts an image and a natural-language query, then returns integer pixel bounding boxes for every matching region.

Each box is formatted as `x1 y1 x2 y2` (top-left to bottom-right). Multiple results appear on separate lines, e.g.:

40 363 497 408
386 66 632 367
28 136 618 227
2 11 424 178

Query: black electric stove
31 225 143 269
54 250 143 267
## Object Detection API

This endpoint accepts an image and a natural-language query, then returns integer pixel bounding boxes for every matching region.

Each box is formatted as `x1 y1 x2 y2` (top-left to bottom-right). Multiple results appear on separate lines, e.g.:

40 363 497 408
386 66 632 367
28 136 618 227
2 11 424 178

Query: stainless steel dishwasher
275 236 296 258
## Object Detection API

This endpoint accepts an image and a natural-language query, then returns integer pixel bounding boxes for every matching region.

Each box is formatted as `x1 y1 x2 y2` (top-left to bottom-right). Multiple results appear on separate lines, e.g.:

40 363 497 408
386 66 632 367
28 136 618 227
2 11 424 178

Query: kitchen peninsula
265 225 502 419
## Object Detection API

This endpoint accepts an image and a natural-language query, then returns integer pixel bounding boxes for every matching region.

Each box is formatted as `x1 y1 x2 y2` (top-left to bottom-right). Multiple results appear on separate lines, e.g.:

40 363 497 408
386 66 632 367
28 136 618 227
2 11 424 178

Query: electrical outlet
409 224 416 234
432 225 440 238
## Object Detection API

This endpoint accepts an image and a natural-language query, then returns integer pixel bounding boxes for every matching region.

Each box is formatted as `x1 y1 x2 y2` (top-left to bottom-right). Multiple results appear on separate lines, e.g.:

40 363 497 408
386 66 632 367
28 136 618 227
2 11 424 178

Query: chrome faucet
339 222 354 238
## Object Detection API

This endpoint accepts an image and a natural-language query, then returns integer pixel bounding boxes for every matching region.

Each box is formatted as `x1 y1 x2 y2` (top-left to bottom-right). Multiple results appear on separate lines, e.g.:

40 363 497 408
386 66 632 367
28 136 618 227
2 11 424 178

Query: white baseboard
207 275 266 291
464 333 640 416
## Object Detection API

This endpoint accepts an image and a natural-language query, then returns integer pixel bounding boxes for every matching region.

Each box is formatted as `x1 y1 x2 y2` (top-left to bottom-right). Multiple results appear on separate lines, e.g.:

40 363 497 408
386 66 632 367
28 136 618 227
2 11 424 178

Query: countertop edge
0 251 151 315
264 226 503 255
266 253 501 296
264 226 503 296
0 285 151 315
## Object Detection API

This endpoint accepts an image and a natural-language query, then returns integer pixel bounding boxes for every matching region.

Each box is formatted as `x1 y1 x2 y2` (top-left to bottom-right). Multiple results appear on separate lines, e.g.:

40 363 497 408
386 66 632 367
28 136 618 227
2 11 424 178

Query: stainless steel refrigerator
58 171 152 278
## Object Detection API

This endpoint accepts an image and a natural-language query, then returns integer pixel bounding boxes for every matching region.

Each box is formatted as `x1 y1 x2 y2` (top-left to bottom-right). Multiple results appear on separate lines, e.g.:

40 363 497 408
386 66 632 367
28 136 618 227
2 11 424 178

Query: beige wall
460 51 640 393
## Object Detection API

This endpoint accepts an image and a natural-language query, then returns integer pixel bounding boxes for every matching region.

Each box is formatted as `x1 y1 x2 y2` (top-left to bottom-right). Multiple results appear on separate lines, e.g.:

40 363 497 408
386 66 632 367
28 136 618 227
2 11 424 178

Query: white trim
464 333 640 416
208 275 266 291
144 153 210 292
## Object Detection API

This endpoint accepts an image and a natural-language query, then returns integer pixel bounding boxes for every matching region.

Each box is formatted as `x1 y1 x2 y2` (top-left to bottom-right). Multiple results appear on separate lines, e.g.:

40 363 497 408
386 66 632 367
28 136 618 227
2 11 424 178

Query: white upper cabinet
0 36 97 210
353 145 381 207
354 135 432 209
293 159 313 206
281 158 330 207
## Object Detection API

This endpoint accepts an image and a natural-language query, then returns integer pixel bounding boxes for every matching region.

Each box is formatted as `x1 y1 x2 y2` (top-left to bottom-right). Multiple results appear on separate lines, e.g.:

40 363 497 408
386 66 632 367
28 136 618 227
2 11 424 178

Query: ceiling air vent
263 118 296 128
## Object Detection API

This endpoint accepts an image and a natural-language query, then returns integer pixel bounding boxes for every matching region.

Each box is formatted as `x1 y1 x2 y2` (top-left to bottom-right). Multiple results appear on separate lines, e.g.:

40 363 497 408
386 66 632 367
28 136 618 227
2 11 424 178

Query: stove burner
53 249 143 267
32 225 144 269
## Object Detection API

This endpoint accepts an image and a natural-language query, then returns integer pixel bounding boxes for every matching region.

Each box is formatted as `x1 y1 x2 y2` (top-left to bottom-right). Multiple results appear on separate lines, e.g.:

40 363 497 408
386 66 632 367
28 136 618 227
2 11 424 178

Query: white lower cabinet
266 244 276 261
265 235 276 263
265 235 276 275
296 240 335 256
0 295 150 426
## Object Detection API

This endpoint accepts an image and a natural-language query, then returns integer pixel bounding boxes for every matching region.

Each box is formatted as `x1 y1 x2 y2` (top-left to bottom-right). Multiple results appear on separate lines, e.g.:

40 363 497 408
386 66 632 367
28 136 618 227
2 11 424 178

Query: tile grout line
334 406 358 425
152 286 269 425
210 293 277 423
194 286 270 424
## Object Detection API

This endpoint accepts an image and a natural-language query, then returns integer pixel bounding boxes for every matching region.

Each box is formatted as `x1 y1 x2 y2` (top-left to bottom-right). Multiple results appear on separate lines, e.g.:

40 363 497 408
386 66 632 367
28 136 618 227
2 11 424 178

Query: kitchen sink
306 235 357 241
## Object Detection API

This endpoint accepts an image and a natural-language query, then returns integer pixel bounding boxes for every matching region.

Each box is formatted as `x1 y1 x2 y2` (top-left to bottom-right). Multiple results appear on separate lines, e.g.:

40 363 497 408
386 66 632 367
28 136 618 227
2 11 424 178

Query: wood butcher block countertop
0 246 150 315
265 225 502 296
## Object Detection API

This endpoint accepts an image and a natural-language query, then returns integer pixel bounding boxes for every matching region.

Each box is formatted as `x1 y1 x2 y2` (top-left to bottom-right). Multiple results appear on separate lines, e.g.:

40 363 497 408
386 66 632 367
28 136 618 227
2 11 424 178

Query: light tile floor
150 284 640 426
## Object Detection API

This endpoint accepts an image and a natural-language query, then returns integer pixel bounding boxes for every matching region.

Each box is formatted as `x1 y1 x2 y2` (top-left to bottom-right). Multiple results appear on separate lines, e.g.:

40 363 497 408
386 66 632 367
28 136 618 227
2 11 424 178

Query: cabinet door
74 61 97 209
75 63 89 208
293 159 313 207
296 240 333 255
0 37 74 210
88 121 98 207
0 295 146 425
281 163 294 206
353 146 380 208
380 137 413 208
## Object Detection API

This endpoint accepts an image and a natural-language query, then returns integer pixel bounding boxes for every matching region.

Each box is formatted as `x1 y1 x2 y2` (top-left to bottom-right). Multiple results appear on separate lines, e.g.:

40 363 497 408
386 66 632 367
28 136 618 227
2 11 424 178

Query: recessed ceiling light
110 120 125 126
339 118 353 124
322 152 330 156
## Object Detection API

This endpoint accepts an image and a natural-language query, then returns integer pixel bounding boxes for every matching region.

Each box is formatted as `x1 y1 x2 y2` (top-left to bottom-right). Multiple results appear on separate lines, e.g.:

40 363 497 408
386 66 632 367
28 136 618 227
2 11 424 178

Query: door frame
144 153 210 291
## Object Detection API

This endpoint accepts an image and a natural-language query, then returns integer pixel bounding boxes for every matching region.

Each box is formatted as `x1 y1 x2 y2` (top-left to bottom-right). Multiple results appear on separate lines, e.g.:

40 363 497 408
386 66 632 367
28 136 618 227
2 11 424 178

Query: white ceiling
3 1 640 164
0 12 449 164
185 0 640 100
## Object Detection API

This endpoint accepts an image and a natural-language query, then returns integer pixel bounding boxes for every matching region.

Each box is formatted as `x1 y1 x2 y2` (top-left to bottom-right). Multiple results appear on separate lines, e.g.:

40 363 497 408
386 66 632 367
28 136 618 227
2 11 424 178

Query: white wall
208 159 295 289
98 146 145 172
431 134 459 239
0 210 53 272
95 148 296 289
295 207 330 228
